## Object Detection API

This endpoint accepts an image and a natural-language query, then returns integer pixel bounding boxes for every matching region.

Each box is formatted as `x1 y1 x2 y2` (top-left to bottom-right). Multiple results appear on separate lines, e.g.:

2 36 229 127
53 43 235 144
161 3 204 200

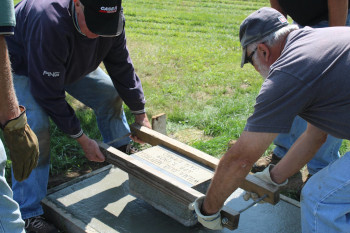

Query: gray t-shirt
245 26 350 140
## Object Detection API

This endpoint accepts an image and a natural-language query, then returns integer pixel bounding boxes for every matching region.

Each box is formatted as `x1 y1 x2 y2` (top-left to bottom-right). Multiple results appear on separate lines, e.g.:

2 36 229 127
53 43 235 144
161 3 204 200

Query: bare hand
131 113 152 144
77 134 105 162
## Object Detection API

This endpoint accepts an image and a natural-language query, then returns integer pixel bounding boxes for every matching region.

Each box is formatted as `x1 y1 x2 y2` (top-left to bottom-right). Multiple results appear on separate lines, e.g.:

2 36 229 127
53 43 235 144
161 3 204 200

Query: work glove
189 196 223 230
243 164 287 203
1 106 39 181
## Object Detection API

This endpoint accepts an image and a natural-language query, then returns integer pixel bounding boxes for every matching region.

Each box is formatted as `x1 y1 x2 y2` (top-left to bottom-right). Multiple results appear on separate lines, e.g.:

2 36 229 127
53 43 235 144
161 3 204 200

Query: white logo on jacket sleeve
43 71 60 77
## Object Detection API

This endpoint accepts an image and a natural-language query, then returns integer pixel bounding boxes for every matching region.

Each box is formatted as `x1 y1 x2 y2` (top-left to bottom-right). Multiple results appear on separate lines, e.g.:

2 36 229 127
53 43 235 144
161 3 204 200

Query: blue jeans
311 9 350 28
274 11 350 175
273 116 342 175
0 140 25 233
301 152 350 232
12 67 131 219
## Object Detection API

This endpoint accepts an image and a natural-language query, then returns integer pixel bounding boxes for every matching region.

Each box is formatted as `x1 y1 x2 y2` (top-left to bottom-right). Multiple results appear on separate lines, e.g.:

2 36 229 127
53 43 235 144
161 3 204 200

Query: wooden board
152 113 167 135
130 123 280 205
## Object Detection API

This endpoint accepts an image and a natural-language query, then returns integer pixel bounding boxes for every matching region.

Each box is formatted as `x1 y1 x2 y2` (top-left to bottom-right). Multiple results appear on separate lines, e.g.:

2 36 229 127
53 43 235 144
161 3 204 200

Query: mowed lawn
123 0 268 156
8 0 349 178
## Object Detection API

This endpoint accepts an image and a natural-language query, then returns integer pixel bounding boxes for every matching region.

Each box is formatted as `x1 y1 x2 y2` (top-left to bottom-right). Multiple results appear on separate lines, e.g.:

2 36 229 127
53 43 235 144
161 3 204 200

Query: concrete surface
43 166 301 233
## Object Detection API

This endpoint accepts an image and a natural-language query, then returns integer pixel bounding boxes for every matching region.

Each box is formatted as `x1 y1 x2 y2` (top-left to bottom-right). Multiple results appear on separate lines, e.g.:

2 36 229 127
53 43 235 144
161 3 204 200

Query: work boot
251 153 281 173
117 144 139 155
24 215 59 233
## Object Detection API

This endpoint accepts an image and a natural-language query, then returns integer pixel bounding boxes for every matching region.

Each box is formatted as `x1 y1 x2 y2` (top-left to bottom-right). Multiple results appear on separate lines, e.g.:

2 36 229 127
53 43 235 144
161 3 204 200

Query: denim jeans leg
273 115 306 158
273 116 341 175
306 135 341 175
311 9 350 28
65 67 131 148
0 140 25 233
12 74 51 220
301 152 350 233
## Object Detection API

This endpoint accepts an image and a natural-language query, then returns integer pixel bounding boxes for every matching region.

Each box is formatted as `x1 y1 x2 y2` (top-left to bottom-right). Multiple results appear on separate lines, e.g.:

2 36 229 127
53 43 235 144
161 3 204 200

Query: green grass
123 0 267 156
7 0 350 184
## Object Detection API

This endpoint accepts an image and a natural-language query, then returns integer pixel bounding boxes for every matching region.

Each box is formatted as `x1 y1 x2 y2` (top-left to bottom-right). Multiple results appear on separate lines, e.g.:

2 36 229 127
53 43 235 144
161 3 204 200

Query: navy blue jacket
6 0 145 137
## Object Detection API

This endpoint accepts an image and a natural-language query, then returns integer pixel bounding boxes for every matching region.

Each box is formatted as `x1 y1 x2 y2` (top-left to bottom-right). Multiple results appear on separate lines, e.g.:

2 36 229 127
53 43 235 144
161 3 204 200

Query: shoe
24 215 59 233
117 144 139 155
251 153 281 173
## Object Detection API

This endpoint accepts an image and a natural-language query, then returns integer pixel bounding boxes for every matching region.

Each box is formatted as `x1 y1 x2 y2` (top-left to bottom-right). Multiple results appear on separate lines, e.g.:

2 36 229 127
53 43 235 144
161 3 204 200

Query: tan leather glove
2 106 39 181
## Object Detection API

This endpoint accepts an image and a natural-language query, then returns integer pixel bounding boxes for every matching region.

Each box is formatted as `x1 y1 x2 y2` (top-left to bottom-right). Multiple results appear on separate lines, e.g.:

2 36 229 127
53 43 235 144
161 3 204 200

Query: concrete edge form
280 194 301 208
42 198 99 233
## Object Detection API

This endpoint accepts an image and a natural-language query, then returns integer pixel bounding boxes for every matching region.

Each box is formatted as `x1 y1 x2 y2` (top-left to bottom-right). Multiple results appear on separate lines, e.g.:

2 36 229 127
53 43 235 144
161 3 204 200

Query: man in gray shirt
191 7 350 232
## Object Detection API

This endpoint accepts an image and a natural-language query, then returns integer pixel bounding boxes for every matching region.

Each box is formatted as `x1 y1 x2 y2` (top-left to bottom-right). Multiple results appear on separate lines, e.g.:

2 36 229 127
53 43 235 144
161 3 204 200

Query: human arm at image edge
327 0 349 26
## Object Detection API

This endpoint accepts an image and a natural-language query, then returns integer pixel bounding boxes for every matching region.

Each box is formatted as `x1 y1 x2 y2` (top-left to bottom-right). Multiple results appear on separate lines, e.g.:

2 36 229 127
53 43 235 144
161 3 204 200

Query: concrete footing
42 165 301 233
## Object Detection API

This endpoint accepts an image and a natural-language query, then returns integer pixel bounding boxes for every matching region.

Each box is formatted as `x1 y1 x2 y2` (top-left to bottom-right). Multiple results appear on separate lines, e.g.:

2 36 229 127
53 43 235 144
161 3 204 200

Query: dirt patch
190 91 213 102
171 128 213 144
279 166 309 201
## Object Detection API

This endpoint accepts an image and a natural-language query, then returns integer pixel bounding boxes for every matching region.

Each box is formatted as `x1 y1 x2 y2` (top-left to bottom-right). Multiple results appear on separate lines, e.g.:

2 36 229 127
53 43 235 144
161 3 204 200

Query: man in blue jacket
7 0 151 232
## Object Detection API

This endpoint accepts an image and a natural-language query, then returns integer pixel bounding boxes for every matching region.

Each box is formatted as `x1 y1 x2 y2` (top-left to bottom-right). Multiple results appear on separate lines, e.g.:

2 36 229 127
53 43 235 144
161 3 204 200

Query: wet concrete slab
43 166 301 233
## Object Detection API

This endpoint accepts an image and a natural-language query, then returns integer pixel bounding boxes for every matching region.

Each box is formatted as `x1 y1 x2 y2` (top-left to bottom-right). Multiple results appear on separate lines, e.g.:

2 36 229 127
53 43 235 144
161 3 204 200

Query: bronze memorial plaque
131 145 213 186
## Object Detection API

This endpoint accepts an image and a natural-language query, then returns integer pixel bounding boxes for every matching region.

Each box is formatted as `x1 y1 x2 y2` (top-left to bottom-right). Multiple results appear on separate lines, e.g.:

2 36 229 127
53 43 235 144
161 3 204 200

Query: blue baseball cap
239 7 288 67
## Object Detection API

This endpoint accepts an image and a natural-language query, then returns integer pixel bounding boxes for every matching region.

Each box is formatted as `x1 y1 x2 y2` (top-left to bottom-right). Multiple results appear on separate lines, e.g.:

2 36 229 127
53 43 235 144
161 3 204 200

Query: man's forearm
271 123 327 183
0 36 20 125
202 131 277 215
134 113 151 127
328 0 348 26
270 0 286 17
203 147 253 214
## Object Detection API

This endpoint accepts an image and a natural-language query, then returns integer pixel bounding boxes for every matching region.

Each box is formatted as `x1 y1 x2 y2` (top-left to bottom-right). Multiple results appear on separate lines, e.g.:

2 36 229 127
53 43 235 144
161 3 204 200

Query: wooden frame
129 123 280 204
98 124 280 230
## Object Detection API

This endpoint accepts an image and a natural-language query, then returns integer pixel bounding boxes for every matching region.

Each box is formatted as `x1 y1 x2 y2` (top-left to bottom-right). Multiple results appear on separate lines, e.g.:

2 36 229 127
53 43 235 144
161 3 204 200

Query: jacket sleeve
103 28 146 115
0 0 15 35
26 21 82 138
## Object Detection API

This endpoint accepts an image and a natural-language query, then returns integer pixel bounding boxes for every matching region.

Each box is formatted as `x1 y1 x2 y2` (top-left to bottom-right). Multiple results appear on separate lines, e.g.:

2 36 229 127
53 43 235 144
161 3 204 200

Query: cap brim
84 7 119 36
240 47 247 68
